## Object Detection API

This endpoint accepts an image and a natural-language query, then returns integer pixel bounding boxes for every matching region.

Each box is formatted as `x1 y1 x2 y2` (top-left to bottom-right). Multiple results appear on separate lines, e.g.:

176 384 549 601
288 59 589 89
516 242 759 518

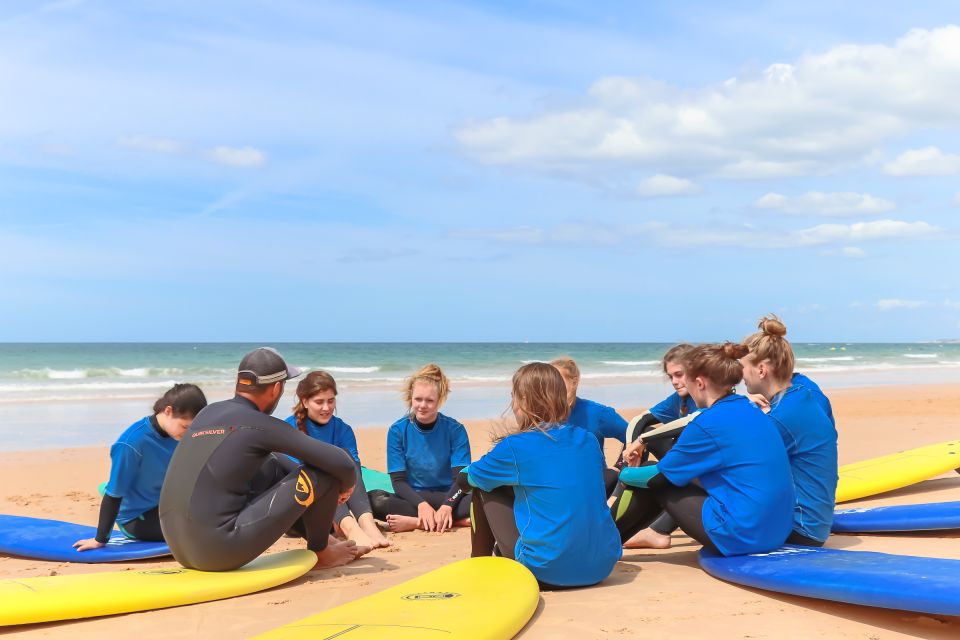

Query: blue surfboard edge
0 514 171 563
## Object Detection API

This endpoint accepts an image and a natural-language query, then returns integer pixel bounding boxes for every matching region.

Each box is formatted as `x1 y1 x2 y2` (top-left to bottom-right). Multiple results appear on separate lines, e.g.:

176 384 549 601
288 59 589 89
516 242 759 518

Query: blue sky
2 1 959 342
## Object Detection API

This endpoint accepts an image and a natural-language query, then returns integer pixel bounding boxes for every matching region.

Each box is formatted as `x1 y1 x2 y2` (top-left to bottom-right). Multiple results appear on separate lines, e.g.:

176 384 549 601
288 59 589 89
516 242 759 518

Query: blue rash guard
567 397 627 447
649 391 698 423
466 424 622 587
658 394 794 556
791 372 835 427
104 416 178 526
387 413 471 492
284 415 361 464
768 383 839 543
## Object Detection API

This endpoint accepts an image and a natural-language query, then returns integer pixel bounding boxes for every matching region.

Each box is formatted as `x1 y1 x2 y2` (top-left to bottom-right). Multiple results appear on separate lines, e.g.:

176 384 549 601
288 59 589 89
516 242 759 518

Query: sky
1 0 959 342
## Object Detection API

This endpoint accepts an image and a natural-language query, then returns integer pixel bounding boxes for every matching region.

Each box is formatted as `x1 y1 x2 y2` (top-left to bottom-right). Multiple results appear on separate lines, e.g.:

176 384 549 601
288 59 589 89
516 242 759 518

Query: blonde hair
662 343 695 373
683 343 749 389
512 362 570 432
741 315 794 382
292 371 338 433
550 357 580 383
403 363 450 408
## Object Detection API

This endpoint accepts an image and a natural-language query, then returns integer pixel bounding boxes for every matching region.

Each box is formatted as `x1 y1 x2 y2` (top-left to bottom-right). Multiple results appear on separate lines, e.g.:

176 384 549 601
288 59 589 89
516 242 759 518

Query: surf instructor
159 347 365 571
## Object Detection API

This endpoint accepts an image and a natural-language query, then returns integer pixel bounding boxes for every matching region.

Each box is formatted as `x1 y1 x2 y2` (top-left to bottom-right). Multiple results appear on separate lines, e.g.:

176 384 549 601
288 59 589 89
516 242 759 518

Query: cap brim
286 365 303 379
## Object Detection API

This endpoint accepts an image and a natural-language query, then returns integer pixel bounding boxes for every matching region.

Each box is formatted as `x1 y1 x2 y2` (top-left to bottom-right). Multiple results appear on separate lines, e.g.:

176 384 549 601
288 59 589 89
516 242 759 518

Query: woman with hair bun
613 344 794 556
285 371 390 549
550 357 627 496
370 364 472 533
459 362 621 589
740 315 838 547
73 383 208 551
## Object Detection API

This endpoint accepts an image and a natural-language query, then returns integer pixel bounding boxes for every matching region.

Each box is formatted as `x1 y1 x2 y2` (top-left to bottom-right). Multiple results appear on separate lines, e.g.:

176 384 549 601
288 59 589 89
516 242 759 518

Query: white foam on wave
796 356 857 363
600 360 660 366
902 353 938 359
323 366 381 374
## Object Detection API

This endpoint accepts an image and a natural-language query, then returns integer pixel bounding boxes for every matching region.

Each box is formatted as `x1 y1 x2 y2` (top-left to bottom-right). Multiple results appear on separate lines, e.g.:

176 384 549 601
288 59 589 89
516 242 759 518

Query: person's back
483 425 621 586
567 397 627 447
768 384 838 543
791 372 835 427
660 394 794 555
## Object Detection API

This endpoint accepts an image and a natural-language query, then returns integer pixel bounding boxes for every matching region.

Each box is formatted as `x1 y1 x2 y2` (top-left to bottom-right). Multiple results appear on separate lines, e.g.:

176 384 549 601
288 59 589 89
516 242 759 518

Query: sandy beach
2 382 959 639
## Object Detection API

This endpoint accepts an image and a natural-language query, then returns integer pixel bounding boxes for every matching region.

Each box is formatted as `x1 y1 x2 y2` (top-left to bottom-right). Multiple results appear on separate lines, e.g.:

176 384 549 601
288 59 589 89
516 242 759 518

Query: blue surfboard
832 501 960 533
699 545 960 616
0 514 170 563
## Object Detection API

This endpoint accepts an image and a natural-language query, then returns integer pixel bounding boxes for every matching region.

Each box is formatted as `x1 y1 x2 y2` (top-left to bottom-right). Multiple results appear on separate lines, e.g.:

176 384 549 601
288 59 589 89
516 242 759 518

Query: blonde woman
369 364 471 533
459 362 621 589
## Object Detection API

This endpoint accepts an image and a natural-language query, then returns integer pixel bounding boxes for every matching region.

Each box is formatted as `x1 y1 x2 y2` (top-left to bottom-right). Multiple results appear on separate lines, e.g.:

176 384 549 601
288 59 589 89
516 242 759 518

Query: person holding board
73 383 207 551
159 347 367 571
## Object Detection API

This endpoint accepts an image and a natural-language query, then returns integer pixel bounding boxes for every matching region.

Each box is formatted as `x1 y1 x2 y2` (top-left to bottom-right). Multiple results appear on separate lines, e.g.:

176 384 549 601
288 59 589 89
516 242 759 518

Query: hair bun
722 342 750 360
758 315 787 338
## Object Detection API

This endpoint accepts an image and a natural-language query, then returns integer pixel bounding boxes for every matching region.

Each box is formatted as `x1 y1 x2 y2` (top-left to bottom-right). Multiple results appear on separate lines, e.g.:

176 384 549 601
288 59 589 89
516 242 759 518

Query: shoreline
2 382 959 638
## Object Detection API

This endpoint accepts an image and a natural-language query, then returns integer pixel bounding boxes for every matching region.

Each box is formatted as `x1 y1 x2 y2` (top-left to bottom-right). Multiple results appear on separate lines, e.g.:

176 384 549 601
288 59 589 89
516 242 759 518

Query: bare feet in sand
312 539 372 569
358 514 391 547
623 527 672 549
339 514 391 548
386 514 422 533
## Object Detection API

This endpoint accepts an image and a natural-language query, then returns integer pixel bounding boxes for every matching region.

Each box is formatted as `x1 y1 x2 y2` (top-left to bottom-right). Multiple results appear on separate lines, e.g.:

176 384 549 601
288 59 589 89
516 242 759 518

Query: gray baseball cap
237 347 302 386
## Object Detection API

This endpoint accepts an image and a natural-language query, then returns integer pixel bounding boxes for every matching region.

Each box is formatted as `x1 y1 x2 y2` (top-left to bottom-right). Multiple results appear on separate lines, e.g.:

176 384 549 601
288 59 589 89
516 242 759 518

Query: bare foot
386 514 422 533
313 540 360 569
453 517 470 528
359 515 391 548
623 527 672 549
339 516 379 549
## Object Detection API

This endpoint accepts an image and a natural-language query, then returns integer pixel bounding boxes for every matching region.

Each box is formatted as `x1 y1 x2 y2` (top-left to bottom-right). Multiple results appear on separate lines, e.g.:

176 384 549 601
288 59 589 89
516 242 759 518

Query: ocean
2 342 959 451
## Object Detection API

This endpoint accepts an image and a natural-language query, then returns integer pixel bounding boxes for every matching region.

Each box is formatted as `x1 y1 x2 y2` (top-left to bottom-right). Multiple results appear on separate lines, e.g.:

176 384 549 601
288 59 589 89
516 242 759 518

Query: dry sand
1 383 959 639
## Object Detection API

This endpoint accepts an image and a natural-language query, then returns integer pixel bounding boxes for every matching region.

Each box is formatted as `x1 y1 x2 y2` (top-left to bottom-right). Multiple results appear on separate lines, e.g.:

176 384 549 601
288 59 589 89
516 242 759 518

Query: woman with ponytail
369 364 472 533
740 315 838 547
613 344 794 556
459 362 621 589
285 371 390 549
73 383 207 551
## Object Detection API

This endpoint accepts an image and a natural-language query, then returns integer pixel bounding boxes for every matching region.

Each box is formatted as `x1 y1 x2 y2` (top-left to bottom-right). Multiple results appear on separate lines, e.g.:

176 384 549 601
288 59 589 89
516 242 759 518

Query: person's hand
73 538 105 552
623 439 646 467
337 484 355 505
435 504 454 532
747 393 771 412
416 501 437 531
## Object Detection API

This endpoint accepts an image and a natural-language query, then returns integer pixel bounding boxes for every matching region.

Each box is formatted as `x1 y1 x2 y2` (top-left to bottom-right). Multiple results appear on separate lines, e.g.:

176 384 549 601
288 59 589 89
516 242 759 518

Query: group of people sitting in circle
76 314 838 590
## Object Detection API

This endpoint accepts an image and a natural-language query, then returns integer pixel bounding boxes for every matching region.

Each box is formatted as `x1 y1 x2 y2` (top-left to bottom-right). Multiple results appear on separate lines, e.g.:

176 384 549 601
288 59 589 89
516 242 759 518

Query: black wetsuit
159 396 356 571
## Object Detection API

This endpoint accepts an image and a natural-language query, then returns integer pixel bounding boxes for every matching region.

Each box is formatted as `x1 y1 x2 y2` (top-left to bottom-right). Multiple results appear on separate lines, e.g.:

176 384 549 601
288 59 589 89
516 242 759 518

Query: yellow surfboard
0 549 316 626
837 439 960 503
254 557 540 640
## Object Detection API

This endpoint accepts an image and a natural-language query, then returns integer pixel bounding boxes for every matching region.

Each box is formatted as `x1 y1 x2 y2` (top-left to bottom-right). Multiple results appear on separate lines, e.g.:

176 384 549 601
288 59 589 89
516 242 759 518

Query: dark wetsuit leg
335 462 374 524
370 489 471 521
610 487 663 543
652 483 719 554
649 511 678 536
603 467 619 497
470 487 518 560
785 530 825 547
119 507 164 541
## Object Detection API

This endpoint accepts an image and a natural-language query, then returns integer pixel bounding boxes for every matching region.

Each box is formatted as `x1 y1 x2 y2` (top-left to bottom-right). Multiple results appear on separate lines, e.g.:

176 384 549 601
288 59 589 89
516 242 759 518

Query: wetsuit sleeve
657 422 723 487
443 465 467 507
620 464 660 489
449 421 471 467
456 468 471 491
390 471 427 506
260 423 357 490
628 413 662 442
94 494 122 543
466 440 518 492
597 406 628 444
336 423 362 464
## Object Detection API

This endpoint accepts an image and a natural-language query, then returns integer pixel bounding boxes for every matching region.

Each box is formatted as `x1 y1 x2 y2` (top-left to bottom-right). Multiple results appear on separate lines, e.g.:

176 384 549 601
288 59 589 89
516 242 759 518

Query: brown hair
291 371 338 433
511 362 571 432
549 357 580 383
683 342 749 389
662 343 695 373
742 315 795 382
403 363 450 409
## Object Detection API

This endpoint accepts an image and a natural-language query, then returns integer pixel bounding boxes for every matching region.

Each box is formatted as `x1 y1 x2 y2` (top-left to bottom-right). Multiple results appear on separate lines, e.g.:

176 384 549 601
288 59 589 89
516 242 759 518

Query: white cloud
205 146 267 168
457 26 960 179
636 174 700 197
883 146 960 176
841 246 866 258
755 191 895 216
118 135 186 155
944 298 960 310
876 298 927 311
792 219 938 246
953 192 960 205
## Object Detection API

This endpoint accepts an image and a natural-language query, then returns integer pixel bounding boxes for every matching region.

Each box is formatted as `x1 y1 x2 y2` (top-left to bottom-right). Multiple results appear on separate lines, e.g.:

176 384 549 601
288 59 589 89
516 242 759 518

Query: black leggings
369 489 471 521
335 462 374 524
611 482 720 554
469 487 578 591
165 454 340 571
119 507 164 541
